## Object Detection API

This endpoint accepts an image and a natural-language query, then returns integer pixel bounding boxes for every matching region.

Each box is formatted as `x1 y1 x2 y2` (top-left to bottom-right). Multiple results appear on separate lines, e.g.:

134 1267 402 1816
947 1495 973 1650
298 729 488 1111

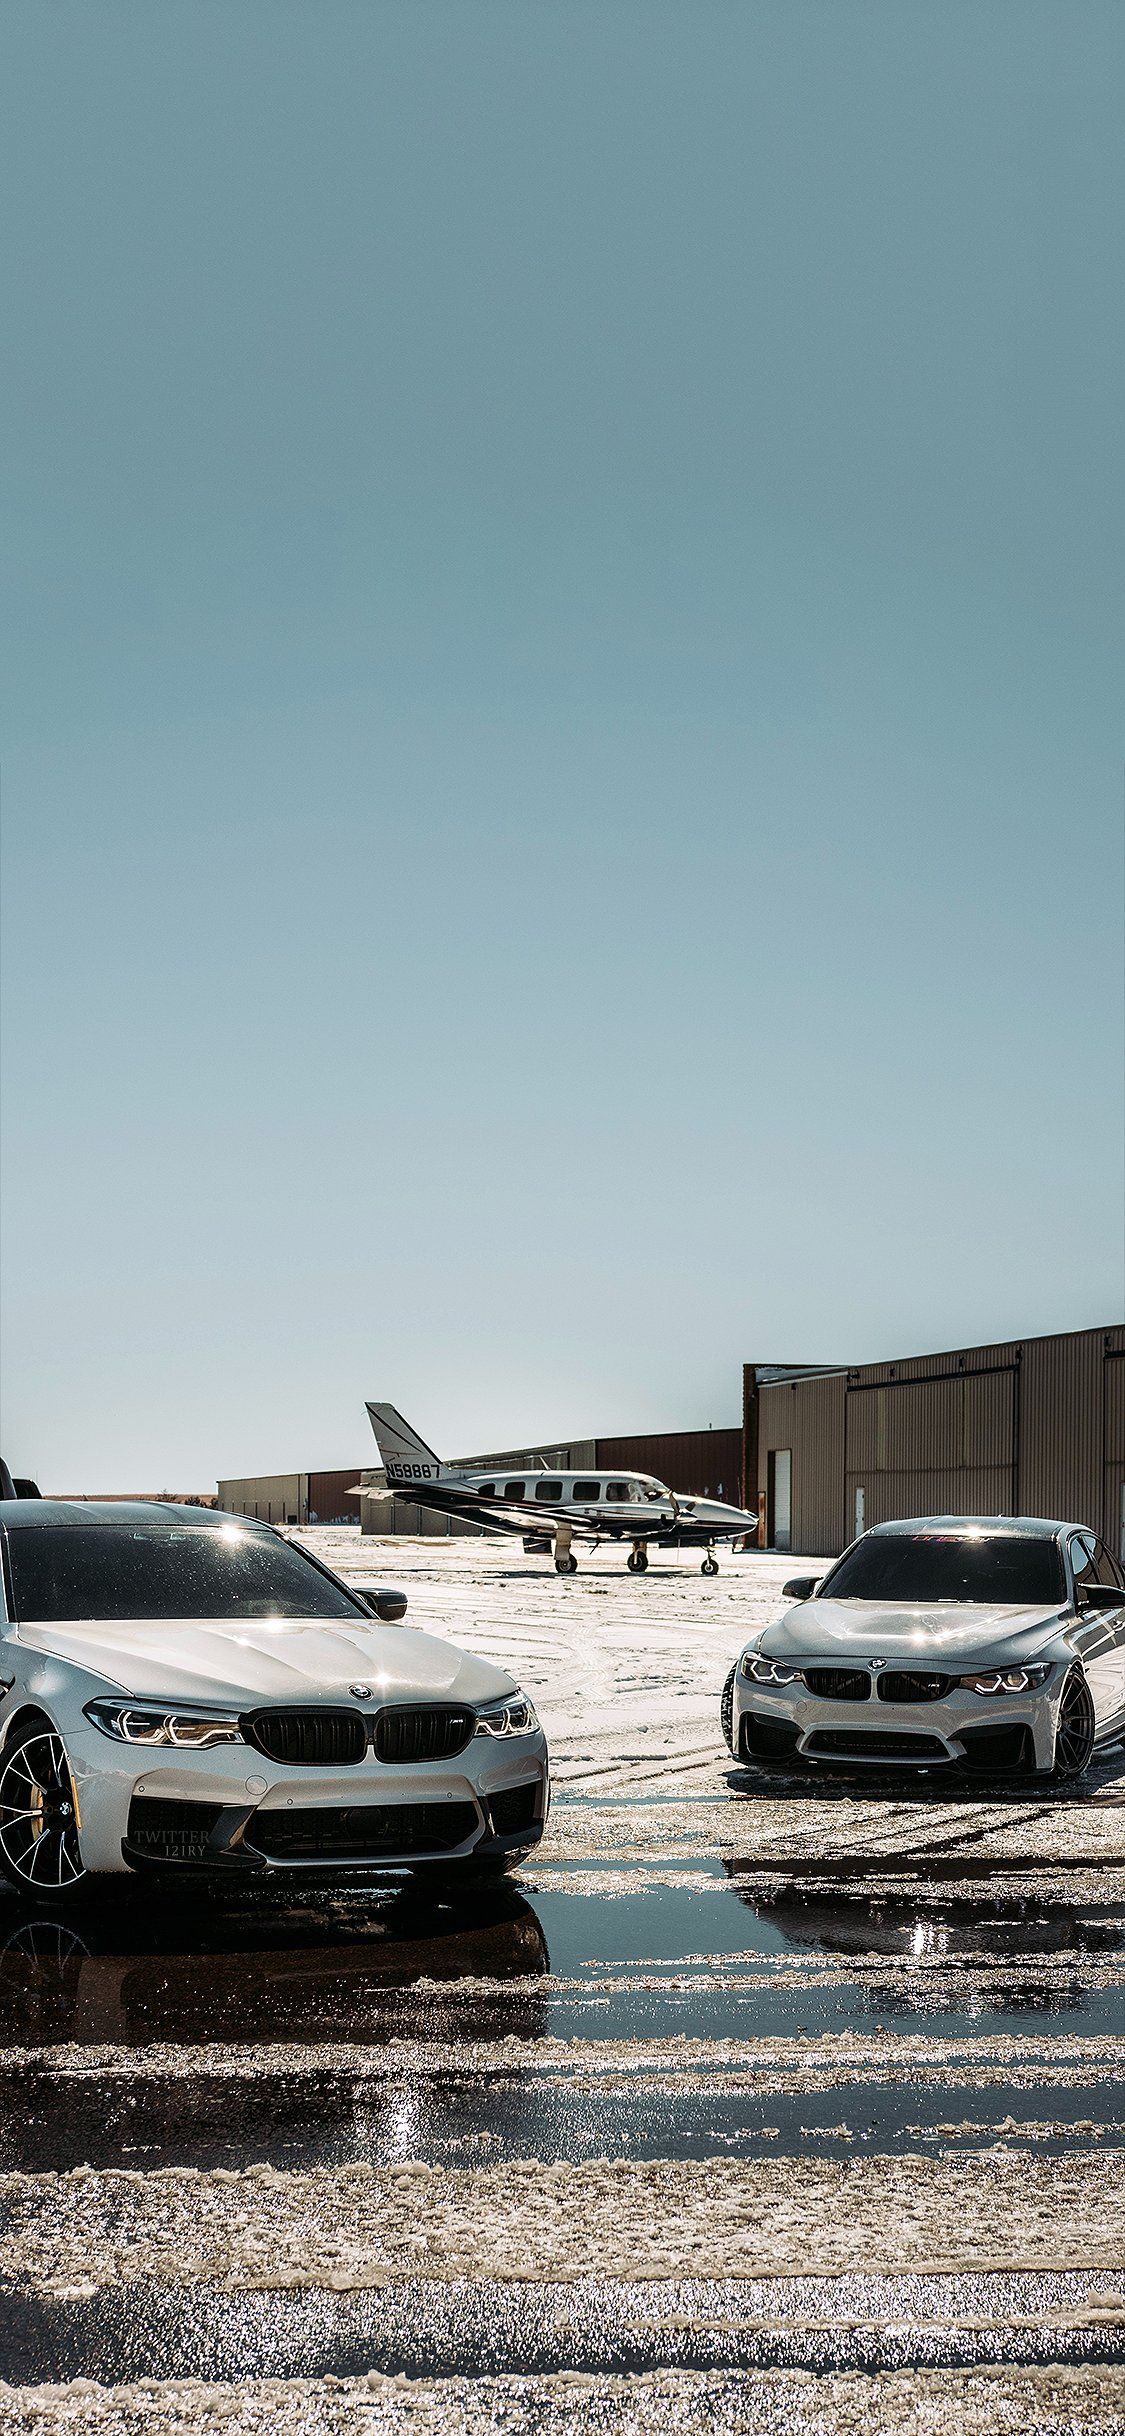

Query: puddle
1 2273 1121 2384
1 2060 1118 2172
0 1866 1120 2047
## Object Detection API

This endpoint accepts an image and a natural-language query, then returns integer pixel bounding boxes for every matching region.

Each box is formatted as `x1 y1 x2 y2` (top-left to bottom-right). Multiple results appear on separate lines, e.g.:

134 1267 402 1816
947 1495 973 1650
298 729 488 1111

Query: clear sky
1 1 1122 1490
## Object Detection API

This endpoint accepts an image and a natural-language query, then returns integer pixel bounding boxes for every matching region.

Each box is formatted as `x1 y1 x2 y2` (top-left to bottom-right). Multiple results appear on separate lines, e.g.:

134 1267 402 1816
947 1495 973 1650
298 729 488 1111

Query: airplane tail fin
365 1402 445 1482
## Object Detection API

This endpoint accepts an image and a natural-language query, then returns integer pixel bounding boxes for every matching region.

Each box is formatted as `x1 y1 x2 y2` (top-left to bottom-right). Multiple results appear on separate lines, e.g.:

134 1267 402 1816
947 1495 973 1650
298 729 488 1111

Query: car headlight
958 1664 1053 1696
739 1654 801 1685
473 1693 539 1738
84 1699 245 1748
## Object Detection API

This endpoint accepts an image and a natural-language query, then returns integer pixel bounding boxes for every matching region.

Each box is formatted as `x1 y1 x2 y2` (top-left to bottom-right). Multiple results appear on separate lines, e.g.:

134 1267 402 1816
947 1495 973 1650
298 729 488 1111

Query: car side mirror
782 1576 818 1601
358 1586 408 1622
1077 1583 1121 1612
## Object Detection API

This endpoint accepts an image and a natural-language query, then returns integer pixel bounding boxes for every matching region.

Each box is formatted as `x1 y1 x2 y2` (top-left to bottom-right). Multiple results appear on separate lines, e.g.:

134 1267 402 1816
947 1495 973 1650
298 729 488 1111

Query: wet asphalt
0 1538 1122 2421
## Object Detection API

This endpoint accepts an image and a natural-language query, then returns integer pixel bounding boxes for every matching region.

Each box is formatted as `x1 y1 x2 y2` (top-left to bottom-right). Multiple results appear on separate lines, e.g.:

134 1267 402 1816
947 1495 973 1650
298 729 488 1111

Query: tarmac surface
0 1531 1123 2432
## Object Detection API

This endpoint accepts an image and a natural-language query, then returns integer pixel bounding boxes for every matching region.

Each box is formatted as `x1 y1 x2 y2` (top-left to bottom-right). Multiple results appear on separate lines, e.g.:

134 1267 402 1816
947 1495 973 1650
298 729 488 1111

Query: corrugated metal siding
750 1325 1125 1557
306 1469 361 1524
595 1429 743 1502
757 1375 846 1556
1019 1327 1124 1539
1105 1347 1125 1560
216 1474 304 1524
844 1363 1018 1532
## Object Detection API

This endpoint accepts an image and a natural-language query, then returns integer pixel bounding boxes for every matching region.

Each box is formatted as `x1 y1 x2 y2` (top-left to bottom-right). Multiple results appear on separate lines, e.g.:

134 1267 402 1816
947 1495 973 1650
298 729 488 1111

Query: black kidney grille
374 1705 475 1764
876 1671 954 1704
802 1667 870 1701
244 1709 367 1767
248 1801 478 1861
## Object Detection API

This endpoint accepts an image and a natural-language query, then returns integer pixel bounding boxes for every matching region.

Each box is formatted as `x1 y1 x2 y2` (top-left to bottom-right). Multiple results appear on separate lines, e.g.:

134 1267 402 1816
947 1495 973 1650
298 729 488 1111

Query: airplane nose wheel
627 1546 648 1573
701 1550 719 1576
555 1553 578 1575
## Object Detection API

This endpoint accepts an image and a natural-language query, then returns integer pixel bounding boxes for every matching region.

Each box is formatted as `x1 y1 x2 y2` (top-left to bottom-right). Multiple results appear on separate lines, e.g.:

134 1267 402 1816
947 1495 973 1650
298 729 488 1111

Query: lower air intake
740 1714 801 1761
806 1729 949 1760
126 1797 225 1862
247 1801 478 1862
488 1782 540 1836
957 1722 1035 1772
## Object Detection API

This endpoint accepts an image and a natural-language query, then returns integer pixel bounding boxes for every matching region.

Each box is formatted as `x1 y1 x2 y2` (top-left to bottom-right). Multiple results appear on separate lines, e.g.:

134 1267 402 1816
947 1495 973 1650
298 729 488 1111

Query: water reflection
725 1875 1125 1962
0 1879 550 2046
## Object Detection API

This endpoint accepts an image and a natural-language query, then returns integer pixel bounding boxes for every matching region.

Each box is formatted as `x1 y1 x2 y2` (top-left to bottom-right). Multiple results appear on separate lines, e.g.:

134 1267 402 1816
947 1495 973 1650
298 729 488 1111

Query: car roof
868 1514 1073 1540
0 1500 273 1532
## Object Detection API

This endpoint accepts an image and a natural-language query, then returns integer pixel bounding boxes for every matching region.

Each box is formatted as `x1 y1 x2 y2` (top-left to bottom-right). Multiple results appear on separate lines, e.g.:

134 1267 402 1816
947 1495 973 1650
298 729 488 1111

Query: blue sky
1 1 1122 1489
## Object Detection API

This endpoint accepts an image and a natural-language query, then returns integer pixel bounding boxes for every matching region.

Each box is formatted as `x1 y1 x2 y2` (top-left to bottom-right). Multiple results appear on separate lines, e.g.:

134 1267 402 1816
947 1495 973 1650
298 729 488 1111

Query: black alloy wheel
720 1663 737 1756
0 1722 86 1893
1051 1668 1096 1781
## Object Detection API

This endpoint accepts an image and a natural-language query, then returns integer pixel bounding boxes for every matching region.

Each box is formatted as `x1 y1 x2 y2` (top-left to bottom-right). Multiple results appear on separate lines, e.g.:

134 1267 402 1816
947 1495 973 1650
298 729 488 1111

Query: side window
604 1481 631 1503
476 1482 496 1499
535 1478 563 1503
571 1480 600 1501
1070 1535 1098 1596
503 1480 525 1501
1094 1540 1125 1593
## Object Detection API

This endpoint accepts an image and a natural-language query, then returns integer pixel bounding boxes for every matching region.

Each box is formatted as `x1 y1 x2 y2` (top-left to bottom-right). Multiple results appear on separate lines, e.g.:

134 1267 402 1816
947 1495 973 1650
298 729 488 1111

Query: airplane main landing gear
627 1545 649 1574
555 1553 578 1575
701 1548 719 1576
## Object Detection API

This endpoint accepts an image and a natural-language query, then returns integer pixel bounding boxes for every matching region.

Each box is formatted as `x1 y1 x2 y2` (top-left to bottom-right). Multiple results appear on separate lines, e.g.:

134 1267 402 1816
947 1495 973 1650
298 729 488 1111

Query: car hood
760 1598 1070 1663
18 1616 516 1708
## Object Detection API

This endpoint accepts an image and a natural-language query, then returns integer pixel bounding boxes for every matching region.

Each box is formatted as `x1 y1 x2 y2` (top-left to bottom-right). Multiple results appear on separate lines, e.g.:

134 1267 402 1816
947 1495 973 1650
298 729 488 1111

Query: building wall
755 1374 846 1556
306 1469 361 1525
595 1428 742 1503
753 1325 1125 1558
216 1473 306 1525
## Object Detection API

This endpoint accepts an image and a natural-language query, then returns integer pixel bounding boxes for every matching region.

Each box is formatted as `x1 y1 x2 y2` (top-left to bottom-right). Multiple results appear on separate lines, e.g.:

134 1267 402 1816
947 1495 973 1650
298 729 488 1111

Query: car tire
1050 1667 1096 1781
720 1664 737 1757
0 1717 87 1896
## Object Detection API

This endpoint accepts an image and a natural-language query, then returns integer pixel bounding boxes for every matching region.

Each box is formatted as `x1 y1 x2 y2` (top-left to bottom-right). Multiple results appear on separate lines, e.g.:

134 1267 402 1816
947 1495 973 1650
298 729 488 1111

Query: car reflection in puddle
0 1878 550 2047
724 1872 1125 1964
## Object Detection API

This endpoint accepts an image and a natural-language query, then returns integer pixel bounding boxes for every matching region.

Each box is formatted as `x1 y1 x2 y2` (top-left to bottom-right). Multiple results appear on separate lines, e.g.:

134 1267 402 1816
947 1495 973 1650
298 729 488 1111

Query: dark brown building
745 1325 1125 1560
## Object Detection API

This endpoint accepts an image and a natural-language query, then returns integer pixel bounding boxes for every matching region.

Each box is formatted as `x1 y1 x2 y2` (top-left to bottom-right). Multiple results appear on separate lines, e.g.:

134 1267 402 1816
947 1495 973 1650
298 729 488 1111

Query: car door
1068 1533 1120 1725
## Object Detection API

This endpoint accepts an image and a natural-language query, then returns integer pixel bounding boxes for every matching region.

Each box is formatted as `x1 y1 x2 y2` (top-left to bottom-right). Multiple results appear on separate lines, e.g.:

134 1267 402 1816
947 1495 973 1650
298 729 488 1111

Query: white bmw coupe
723 1515 1125 1782
0 1482 548 1894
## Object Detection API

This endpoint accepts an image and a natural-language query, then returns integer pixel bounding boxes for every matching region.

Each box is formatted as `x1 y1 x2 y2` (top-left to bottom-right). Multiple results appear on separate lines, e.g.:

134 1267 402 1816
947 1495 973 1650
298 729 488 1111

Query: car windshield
3 1524 365 1625
821 1532 1064 1605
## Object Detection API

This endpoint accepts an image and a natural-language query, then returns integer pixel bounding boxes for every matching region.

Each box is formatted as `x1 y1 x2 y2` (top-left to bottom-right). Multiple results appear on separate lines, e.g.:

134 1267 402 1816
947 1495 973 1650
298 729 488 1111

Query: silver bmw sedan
723 1515 1125 1781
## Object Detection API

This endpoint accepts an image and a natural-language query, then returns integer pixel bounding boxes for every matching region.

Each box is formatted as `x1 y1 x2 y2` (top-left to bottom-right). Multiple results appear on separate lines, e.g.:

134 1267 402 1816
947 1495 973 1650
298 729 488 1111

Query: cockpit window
476 1482 497 1498
534 1478 563 1503
821 1531 1064 1606
3 1524 366 1625
571 1480 600 1501
503 1480 525 1501
604 1481 631 1503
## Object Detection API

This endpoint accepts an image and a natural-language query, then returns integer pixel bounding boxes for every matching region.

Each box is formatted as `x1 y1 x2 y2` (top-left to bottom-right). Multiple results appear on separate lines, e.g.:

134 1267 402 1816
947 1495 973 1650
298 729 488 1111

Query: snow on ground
2 2367 1122 2436
292 1530 805 1792
7 2153 1124 2294
1 1533 1121 2428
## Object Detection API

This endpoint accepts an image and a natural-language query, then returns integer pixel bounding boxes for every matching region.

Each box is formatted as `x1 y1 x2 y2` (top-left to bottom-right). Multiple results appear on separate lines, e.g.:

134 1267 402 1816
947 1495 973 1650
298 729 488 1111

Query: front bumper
62 1725 550 1874
731 1671 1061 1773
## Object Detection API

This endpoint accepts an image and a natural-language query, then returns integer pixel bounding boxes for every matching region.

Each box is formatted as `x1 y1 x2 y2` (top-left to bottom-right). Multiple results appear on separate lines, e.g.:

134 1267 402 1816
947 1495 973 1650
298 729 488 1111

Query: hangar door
845 1364 1017 1532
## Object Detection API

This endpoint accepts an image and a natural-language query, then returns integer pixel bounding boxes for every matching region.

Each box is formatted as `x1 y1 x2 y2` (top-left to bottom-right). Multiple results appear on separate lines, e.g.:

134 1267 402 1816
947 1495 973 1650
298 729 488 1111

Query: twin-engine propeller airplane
362 1403 761 1576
